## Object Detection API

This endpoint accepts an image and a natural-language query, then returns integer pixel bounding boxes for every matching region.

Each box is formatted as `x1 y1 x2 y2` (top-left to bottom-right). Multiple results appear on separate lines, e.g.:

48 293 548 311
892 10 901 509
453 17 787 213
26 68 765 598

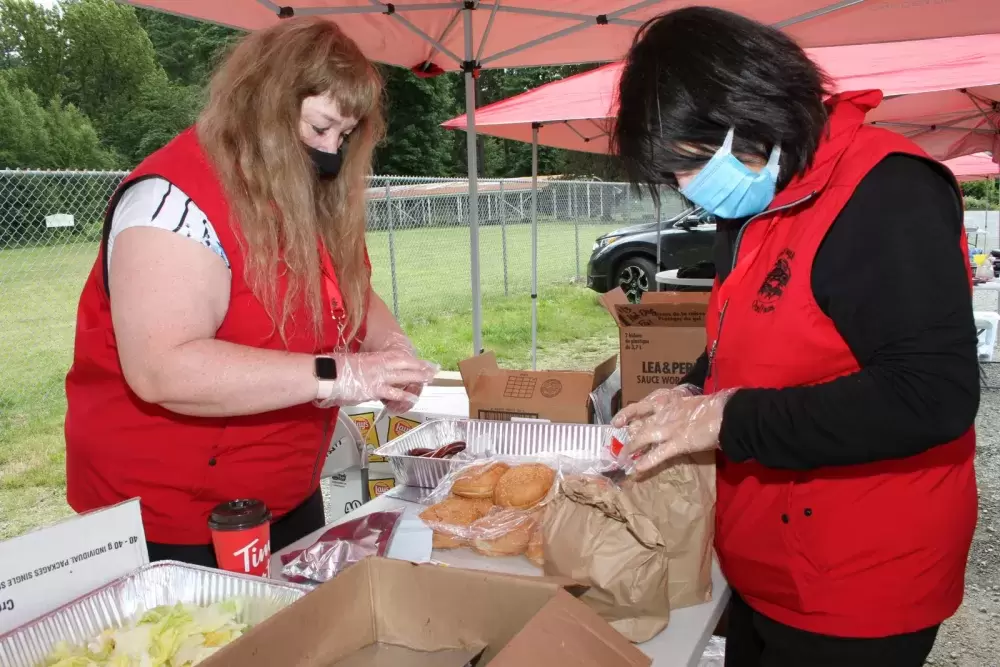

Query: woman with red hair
65 17 436 567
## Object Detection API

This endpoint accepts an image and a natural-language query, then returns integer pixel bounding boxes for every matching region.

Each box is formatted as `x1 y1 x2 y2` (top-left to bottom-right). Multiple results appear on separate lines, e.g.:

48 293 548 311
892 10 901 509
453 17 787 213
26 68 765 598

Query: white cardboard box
0 500 147 633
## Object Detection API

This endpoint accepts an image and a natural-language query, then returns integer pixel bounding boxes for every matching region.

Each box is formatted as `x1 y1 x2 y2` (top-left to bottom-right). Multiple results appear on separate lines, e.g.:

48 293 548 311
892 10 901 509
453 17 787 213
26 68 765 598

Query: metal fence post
385 181 400 319
573 183 581 280
500 179 508 297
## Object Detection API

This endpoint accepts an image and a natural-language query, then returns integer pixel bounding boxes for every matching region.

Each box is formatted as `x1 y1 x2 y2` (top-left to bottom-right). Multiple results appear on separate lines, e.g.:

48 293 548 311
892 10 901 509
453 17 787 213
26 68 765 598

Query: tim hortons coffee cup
208 499 272 577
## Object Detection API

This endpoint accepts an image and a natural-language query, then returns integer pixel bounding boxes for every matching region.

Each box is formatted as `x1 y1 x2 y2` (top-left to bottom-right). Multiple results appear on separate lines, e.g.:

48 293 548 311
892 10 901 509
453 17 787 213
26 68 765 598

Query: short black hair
612 7 831 201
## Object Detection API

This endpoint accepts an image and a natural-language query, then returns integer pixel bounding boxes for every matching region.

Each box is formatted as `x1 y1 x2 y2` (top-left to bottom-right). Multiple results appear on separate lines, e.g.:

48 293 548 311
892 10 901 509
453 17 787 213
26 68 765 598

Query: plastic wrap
697 635 726 667
417 453 621 561
279 510 403 584
417 457 567 559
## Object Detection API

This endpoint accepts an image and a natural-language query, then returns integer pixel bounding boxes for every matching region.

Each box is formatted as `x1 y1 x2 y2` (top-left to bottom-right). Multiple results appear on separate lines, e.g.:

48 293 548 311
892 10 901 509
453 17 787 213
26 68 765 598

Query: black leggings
145 490 326 568
724 592 939 667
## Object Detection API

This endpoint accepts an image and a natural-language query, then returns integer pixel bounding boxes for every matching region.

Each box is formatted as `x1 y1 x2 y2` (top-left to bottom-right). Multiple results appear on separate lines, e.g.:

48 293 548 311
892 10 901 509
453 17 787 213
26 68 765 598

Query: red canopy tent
944 152 1000 181
443 33 1000 160
123 0 999 356
441 33 1000 361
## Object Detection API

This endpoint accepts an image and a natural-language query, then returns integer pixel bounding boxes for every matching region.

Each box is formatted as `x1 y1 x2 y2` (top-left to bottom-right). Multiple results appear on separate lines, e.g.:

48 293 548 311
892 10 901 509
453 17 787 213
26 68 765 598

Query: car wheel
616 256 657 303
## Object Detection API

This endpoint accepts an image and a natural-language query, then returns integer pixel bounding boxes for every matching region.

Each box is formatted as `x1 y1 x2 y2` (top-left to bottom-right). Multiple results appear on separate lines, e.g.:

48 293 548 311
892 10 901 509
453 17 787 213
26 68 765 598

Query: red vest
65 128 365 545
706 91 977 637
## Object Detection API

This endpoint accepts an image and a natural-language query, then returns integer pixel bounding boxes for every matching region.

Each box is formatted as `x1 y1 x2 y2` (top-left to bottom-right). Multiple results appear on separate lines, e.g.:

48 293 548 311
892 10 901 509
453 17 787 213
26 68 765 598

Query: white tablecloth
654 269 714 288
272 494 730 667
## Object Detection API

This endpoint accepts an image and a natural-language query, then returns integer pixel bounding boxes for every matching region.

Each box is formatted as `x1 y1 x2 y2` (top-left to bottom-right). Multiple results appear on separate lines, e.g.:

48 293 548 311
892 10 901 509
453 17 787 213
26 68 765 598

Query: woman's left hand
621 390 736 475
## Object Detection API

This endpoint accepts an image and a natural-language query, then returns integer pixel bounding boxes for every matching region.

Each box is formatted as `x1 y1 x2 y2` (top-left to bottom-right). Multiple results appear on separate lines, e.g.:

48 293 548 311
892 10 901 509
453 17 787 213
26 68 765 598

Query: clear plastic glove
613 388 737 475
315 350 438 408
383 381 424 416
612 384 703 429
373 331 428 415
379 330 417 356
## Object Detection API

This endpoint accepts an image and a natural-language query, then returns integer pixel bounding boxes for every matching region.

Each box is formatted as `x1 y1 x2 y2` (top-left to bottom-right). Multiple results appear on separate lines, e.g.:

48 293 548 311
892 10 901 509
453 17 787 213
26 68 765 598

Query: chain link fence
0 169 683 424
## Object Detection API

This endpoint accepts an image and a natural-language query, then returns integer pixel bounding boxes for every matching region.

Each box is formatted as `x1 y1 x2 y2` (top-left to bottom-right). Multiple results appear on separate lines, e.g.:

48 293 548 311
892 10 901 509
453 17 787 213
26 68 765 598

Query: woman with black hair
611 7 979 667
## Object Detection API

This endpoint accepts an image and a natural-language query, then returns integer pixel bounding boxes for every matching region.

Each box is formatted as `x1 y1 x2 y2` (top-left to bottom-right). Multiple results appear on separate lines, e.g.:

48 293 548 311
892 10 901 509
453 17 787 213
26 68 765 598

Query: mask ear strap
766 142 782 177
721 127 735 153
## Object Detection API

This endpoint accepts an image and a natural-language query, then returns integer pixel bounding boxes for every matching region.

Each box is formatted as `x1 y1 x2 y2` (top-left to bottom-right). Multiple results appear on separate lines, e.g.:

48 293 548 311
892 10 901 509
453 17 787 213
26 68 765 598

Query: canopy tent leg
531 123 540 370
463 9 483 355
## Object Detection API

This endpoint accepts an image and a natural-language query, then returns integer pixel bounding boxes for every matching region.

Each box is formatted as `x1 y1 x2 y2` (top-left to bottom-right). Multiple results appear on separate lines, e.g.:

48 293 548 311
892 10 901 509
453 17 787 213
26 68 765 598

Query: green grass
0 222 620 539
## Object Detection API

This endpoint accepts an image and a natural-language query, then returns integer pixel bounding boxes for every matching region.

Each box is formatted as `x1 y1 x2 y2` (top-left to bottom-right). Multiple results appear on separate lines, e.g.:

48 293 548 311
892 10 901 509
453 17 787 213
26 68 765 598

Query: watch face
316 356 337 380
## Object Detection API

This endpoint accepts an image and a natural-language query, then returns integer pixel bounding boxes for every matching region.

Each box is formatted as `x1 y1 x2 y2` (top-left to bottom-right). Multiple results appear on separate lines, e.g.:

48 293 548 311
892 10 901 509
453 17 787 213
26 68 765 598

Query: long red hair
198 17 384 343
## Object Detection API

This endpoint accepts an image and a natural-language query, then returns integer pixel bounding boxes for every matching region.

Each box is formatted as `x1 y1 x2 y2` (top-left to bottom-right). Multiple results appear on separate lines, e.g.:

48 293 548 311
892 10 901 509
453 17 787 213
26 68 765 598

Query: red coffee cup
208 499 272 577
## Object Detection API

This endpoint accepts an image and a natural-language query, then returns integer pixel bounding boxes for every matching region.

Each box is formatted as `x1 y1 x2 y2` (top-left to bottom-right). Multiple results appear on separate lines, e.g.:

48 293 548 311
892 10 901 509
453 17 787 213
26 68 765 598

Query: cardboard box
458 352 617 424
601 288 709 407
200 558 651 667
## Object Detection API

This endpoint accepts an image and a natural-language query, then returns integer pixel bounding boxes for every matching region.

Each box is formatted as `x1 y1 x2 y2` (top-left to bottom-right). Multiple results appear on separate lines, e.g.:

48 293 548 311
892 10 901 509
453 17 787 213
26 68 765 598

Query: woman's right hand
317 350 438 407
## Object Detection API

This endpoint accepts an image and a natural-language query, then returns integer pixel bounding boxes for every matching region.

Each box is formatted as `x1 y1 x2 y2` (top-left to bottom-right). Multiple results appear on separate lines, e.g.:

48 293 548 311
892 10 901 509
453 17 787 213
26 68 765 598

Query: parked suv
586 210 716 301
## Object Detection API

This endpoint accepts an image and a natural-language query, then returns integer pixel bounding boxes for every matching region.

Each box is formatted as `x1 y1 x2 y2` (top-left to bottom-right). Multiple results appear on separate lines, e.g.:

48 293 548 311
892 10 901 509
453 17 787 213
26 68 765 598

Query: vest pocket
716 469 806 610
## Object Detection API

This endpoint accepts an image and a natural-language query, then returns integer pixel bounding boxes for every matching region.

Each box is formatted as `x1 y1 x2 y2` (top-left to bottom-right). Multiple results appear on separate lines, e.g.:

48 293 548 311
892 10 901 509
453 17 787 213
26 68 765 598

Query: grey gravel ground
925 288 1000 666
925 389 1000 667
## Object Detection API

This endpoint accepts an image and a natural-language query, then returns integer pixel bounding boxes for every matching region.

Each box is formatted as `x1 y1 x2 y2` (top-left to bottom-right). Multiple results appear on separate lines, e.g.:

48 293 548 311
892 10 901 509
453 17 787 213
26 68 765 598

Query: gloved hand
383 381 424 416
373 331 429 415
612 386 737 475
612 384 703 429
315 348 438 408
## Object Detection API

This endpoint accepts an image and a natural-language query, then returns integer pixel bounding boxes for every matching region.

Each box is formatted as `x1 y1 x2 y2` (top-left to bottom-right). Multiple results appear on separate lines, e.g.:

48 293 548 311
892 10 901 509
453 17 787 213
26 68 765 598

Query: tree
962 179 1000 208
60 0 161 155
0 0 65 102
562 152 628 181
374 66 457 176
135 8 239 86
0 73 118 169
116 71 203 164
0 74 121 248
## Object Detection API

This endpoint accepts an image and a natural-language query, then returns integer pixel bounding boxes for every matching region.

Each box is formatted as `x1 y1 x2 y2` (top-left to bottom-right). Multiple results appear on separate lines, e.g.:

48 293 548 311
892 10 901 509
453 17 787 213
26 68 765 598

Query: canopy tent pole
531 123 540 370
463 8 483 355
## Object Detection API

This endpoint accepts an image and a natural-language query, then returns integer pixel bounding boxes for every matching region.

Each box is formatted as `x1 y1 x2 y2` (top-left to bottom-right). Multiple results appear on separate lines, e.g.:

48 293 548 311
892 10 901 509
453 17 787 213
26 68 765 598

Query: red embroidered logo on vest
752 248 795 313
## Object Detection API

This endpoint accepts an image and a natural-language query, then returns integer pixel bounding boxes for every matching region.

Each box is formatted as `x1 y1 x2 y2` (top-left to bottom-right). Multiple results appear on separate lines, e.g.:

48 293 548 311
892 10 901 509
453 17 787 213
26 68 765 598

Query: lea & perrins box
601 288 709 406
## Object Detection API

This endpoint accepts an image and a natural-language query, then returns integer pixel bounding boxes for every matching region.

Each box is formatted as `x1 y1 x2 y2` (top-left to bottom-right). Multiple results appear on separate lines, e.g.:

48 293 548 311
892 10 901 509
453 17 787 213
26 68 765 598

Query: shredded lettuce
41 600 248 667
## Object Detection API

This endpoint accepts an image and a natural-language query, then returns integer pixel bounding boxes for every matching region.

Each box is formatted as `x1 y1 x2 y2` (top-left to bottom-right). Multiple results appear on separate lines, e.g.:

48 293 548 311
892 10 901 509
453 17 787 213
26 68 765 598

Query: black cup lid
208 499 272 532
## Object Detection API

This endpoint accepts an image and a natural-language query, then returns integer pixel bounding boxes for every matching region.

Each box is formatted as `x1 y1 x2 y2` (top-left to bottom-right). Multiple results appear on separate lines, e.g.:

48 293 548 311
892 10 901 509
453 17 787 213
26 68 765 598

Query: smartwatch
314 356 338 401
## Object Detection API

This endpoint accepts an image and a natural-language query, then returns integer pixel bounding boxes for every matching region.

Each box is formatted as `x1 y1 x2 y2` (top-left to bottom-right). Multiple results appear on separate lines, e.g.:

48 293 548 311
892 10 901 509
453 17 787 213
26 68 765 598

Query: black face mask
305 145 342 179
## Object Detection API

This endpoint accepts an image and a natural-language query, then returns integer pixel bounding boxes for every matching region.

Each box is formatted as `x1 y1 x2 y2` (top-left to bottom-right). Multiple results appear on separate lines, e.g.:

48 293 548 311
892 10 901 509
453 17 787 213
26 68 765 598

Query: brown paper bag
541 475 671 642
623 451 716 610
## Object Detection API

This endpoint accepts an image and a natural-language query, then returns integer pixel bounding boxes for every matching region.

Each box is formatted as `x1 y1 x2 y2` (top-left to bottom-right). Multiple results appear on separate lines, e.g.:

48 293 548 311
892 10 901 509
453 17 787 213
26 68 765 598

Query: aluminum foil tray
373 418 625 488
0 560 310 667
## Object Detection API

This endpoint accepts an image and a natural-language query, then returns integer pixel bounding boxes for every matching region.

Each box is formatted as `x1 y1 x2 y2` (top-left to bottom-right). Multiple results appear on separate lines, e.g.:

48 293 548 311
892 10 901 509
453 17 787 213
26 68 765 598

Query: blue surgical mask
679 128 782 219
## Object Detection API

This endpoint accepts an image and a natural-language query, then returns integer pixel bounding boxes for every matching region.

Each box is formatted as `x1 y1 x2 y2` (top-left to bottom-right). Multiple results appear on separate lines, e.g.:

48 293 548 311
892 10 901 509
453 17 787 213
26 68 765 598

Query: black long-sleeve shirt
681 155 980 470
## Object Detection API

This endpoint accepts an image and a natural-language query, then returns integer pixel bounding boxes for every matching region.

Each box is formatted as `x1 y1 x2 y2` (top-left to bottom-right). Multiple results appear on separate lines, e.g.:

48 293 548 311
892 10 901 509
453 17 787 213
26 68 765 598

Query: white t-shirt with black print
106 177 230 275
